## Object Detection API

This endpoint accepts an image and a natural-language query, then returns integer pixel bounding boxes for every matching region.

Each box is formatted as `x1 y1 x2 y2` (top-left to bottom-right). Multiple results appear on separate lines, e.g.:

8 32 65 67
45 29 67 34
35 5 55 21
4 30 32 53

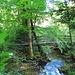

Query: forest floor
6 46 75 75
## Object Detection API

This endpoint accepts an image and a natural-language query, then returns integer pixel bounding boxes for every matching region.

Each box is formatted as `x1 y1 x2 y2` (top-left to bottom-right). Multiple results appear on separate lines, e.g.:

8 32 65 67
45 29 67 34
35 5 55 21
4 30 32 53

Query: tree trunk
30 19 46 59
30 20 42 54
27 19 34 57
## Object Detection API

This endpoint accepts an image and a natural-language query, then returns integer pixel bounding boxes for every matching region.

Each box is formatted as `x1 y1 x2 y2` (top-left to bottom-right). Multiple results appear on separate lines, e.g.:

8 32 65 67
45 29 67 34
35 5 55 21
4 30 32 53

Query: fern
0 32 13 70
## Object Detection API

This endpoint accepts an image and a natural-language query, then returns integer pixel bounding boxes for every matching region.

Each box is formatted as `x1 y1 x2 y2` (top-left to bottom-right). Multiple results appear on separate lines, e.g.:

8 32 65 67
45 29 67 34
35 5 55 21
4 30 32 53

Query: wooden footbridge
16 42 58 46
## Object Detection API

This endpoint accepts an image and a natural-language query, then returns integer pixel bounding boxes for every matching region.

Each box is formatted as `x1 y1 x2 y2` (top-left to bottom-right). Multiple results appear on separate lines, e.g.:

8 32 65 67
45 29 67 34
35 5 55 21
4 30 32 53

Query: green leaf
0 58 9 63
0 63 7 69
0 32 8 39
0 39 5 44
0 32 8 44
0 14 3 20
0 52 13 57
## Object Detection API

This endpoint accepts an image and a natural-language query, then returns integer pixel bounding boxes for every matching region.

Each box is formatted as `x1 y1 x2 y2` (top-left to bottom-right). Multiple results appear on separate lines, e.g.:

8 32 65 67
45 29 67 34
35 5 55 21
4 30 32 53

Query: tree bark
27 19 34 57
30 19 45 55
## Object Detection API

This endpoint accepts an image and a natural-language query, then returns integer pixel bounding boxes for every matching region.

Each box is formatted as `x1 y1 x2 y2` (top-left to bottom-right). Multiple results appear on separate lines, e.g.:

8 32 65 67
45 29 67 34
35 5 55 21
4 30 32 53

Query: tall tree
0 0 46 57
49 0 75 45
16 0 46 57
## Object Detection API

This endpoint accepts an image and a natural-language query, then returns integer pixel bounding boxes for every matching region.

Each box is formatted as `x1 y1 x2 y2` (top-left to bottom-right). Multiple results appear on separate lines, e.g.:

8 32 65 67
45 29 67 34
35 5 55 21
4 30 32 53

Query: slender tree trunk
30 19 46 58
30 20 42 53
27 19 34 57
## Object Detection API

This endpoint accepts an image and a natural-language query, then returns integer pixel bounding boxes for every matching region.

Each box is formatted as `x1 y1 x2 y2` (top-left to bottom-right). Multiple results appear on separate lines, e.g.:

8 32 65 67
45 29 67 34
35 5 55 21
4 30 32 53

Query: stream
40 59 64 75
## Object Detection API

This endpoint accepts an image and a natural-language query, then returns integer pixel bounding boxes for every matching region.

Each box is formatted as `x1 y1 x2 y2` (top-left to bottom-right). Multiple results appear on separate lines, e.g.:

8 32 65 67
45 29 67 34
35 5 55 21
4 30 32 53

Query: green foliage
17 0 46 19
63 63 75 75
0 52 13 70
0 52 13 57
8 71 22 75
51 1 75 24
0 32 8 45
35 24 69 53
0 70 22 75
49 0 75 49
70 18 75 29
0 31 13 70
67 70 75 75
0 69 9 75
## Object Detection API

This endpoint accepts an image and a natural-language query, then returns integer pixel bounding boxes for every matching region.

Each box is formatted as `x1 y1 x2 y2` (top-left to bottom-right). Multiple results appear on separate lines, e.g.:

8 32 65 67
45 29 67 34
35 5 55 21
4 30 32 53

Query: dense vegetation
0 0 75 75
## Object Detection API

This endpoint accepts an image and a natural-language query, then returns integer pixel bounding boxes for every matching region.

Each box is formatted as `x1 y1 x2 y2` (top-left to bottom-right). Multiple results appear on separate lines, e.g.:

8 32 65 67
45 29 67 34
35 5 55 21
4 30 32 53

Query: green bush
0 70 22 75
0 31 13 70
63 63 75 75
65 68 75 75
0 52 13 70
